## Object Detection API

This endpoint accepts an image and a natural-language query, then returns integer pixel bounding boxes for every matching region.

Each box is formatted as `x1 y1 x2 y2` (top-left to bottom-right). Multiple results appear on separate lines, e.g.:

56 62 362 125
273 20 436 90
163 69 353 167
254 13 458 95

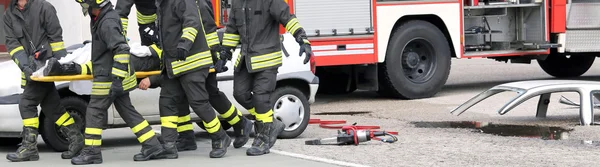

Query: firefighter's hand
140 24 159 45
109 77 124 98
22 67 34 81
219 47 233 61
176 48 188 61
214 59 228 73
138 77 151 90
299 43 312 64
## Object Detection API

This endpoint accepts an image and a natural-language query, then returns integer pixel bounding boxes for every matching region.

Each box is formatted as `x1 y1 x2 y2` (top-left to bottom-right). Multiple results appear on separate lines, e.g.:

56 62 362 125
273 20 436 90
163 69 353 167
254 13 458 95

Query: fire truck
209 0 594 99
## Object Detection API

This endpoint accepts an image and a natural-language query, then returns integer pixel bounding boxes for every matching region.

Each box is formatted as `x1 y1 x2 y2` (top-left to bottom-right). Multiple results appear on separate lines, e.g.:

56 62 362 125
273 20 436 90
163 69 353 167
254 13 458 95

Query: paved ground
4 58 600 166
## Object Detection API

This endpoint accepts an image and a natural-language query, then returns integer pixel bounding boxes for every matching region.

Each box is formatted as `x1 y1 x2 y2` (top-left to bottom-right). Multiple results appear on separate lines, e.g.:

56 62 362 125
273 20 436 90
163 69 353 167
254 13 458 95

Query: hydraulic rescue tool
305 119 398 145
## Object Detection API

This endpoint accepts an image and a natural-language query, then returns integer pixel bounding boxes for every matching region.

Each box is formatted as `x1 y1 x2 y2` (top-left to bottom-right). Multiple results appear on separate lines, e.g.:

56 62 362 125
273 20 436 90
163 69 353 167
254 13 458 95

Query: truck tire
378 20 451 99
271 86 310 139
41 96 87 152
538 54 595 78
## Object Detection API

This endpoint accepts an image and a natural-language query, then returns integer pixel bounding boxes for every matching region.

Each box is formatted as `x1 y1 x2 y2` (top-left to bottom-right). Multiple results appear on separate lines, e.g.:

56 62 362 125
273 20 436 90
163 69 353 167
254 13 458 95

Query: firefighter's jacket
197 0 219 50
222 0 309 73
89 4 137 97
115 0 157 36
3 0 68 87
156 0 213 78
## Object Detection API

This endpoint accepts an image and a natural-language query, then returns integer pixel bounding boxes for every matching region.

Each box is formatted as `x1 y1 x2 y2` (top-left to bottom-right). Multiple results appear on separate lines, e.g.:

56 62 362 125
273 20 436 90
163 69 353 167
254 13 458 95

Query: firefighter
3 0 84 161
70 0 167 164
220 0 313 156
115 0 158 46
156 0 231 158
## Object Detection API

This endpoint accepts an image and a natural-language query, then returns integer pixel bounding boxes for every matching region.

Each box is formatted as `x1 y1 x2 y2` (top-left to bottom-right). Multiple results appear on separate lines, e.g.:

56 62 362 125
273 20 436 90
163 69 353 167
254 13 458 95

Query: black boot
71 146 103 165
246 122 271 156
176 130 197 151
232 116 253 148
133 143 166 161
269 119 286 149
43 58 87 76
209 128 231 158
60 124 84 159
156 142 178 159
6 127 39 162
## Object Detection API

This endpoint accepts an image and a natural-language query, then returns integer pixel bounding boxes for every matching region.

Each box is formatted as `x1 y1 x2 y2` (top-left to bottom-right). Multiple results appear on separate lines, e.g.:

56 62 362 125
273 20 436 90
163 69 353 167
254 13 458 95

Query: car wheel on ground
271 86 310 139
40 96 87 152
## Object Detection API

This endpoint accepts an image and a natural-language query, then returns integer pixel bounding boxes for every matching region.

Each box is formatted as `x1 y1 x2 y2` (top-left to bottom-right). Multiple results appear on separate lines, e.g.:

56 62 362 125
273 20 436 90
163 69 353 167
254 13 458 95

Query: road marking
242 145 371 167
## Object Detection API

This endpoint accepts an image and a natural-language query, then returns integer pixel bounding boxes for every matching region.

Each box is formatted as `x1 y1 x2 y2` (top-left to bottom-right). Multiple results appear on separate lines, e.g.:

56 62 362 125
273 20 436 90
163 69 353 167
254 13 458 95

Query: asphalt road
4 58 600 166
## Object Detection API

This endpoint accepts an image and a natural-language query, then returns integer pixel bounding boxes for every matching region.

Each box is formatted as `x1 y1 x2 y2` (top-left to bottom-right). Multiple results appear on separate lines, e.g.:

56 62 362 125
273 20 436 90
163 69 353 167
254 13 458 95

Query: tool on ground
305 119 399 145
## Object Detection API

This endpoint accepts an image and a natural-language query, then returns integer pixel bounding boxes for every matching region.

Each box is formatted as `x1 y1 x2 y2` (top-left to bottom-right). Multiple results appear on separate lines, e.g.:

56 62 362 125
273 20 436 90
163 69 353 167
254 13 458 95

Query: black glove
176 48 188 61
219 47 233 61
109 77 124 98
22 67 34 81
33 47 48 60
139 23 160 46
299 43 312 64
214 59 228 73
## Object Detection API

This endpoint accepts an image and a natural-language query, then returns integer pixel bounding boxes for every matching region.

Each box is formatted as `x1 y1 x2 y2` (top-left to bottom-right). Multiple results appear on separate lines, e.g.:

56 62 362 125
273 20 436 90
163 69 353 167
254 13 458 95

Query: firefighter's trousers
233 62 277 123
159 69 222 143
176 71 245 133
83 93 160 148
20 81 76 130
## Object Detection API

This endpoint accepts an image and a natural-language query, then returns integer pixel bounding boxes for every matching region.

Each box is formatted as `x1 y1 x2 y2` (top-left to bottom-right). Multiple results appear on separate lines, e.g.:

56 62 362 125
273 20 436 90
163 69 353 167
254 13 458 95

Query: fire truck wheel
537 54 595 78
378 20 451 99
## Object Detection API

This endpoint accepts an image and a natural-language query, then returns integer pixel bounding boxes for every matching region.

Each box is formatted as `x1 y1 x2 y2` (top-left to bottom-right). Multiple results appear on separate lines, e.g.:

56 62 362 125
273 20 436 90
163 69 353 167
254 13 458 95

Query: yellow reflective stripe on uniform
255 109 274 123
121 18 129 34
55 112 71 126
84 61 93 72
228 116 240 125
202 117 221 133
136 11 157 24
250 51 282 70
206 32 219 47
234 54 241 67
248 107 257 116
171 51 213 75
220 105 236 118
122 74 137 90
85 139 102 146
21 79 26 87
182 27 198 42
131 120 149 133
222 33 240 47
178 115 191 123
111 68 128 78
177 124 193 132
62 118 75 126
91 81 111 96
137 130 155 143
285 18 302 35
9 46 24 57
23 117 39 128
85 128 102 135
114 54 129 64
160 116 178 128
150 44 163 59
50 42 65 52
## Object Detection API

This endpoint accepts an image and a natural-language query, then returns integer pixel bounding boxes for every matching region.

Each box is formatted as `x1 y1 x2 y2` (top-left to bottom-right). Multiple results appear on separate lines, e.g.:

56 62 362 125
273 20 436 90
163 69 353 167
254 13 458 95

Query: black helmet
75 0 109 9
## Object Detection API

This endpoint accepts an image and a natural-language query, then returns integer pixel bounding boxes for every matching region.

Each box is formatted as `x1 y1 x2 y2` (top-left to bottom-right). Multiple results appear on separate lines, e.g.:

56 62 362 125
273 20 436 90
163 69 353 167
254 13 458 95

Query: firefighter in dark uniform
70 0 167 164
156 0 231 158
115 0 158 46
220 0 313 156
136 0 253 152
3 0 84 161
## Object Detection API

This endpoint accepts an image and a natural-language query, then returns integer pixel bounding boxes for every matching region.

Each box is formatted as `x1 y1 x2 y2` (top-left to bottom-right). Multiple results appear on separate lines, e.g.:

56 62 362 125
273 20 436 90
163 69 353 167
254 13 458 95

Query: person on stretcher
41 42 162 76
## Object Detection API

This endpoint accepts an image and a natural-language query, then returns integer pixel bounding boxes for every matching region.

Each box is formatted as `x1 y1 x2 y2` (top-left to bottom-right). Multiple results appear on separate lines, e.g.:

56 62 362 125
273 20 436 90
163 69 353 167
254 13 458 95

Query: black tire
378 20 451 99
538 53 595 78
195 120 232 131
271 86 310 139
40 96 87 152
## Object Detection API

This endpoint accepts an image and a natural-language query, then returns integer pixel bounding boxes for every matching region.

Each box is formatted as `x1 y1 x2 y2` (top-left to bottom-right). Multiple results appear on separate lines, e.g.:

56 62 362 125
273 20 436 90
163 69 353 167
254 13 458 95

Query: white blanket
32 42 152 77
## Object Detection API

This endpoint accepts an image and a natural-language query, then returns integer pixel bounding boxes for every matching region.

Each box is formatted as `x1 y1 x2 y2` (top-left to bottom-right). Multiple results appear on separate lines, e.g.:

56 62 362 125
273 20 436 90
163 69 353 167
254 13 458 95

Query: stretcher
30 68 216 82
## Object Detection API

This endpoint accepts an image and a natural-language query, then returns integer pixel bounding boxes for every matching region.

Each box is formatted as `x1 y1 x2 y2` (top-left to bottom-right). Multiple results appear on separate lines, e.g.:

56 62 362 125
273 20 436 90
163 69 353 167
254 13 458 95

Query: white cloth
31 42 153 77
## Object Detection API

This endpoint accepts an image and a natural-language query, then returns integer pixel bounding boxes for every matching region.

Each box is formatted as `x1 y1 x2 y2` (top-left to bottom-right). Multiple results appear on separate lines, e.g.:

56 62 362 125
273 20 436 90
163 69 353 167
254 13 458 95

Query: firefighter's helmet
74 0 109 8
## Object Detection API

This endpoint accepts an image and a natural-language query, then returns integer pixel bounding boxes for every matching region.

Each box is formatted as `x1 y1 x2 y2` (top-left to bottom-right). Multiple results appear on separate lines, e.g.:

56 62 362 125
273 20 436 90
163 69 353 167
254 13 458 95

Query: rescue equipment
305 118 398 145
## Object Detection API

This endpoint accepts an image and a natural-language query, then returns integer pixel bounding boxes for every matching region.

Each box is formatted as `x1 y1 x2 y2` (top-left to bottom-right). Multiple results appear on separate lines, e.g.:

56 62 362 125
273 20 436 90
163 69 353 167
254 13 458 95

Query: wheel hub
401 38 436 83
405 52 420 68
273 94 304 132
